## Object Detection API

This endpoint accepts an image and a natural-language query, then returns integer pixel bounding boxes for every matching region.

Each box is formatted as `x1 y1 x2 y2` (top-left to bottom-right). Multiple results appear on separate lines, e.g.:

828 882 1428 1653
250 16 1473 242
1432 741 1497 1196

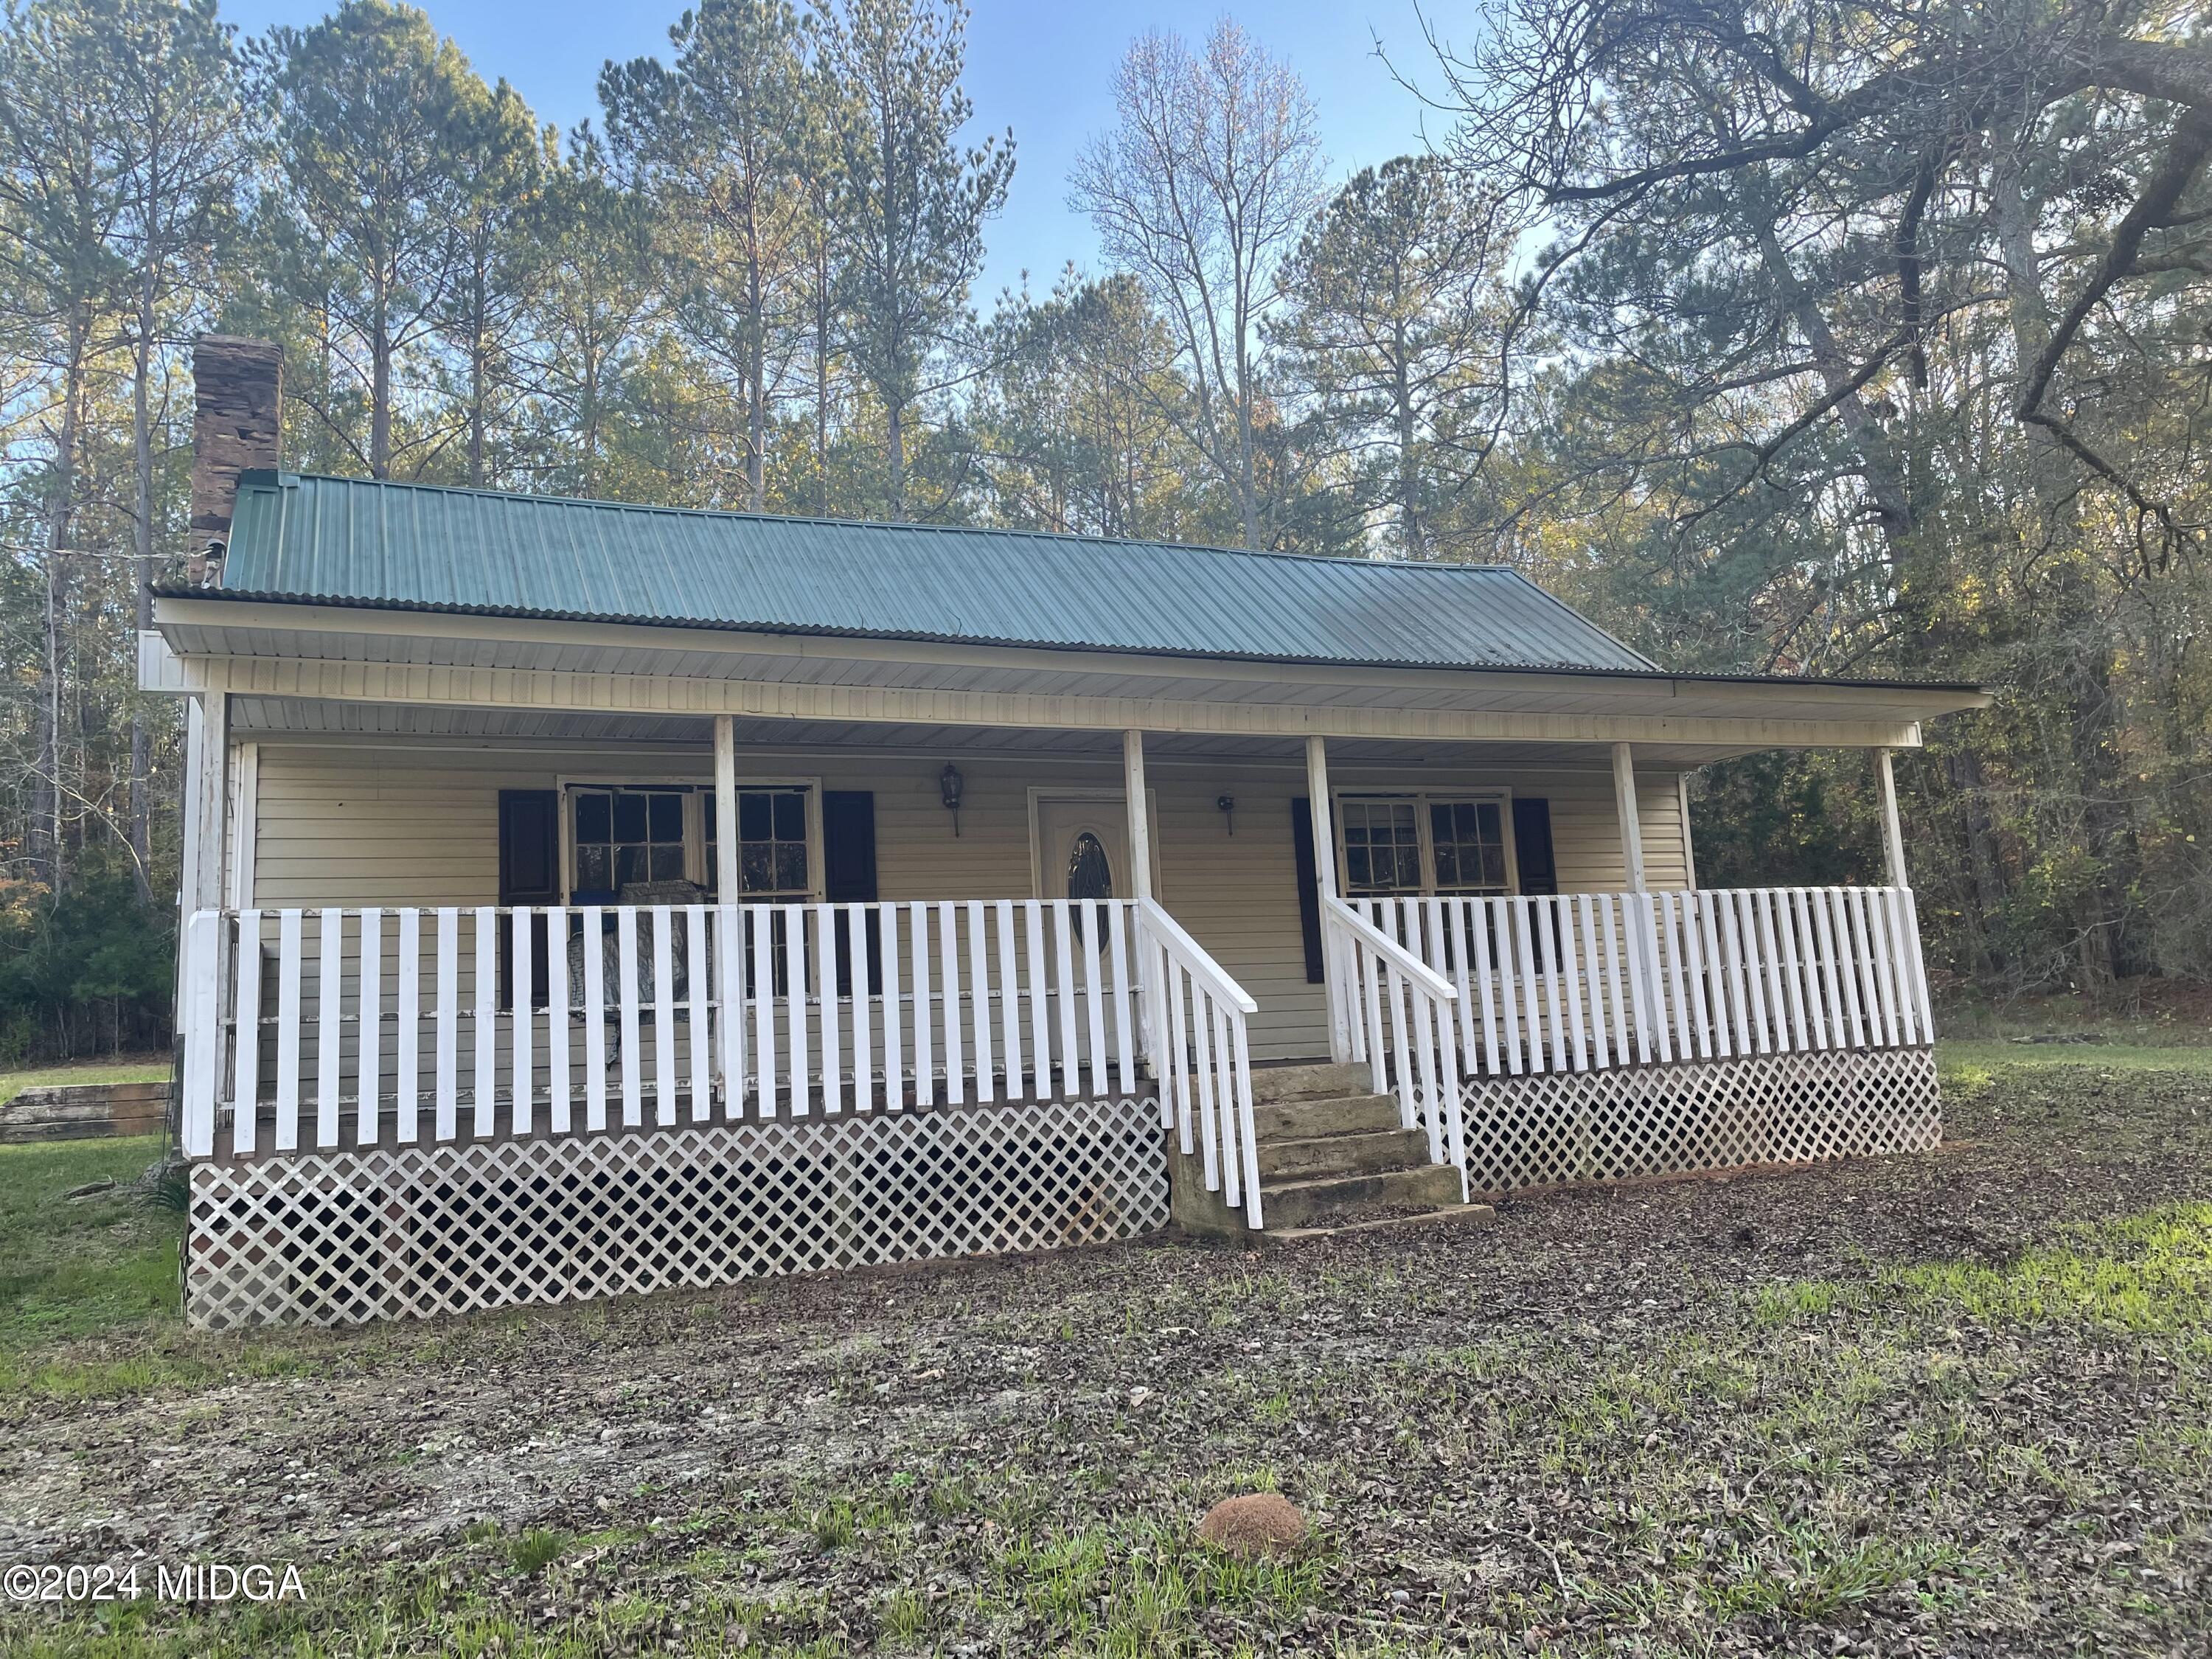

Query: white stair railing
1132 897 1264 1228
1351 886 1933 1079
179 899 1151 1159
1323 897 1467 1194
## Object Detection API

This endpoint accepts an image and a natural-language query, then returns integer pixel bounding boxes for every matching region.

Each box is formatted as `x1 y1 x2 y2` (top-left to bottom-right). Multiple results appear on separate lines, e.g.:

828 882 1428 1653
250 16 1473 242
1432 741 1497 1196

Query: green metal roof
199 470 1662 674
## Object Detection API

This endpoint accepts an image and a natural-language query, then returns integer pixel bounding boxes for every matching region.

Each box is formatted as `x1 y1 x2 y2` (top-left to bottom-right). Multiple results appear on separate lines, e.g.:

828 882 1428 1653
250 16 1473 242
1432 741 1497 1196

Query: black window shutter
498 790 560 1010
1512 796 1558 896
1290 796 1325 984
822 791 878 995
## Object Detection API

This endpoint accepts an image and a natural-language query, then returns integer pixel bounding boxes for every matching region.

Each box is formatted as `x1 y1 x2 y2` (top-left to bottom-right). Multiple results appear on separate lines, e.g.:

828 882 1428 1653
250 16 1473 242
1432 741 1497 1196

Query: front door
1034 796 1136 909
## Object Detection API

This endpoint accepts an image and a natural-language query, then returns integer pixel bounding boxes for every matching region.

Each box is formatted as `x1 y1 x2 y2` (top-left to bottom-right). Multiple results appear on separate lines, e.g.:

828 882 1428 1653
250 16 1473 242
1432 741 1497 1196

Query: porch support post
184 689 229 917
1612 740 1647 892
1306 735 1350 1062
1121 728 1153 902
713 714 740 900
1876 747 1910 889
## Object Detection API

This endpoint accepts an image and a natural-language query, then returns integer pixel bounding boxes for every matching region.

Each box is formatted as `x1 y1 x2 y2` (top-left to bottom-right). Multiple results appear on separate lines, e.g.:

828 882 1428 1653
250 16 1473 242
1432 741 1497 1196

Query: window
1335 792 1514 897
571 786 688 896
1339 799 1424 896
1430 799 1509 895
566 780 818 901
716 787 813 899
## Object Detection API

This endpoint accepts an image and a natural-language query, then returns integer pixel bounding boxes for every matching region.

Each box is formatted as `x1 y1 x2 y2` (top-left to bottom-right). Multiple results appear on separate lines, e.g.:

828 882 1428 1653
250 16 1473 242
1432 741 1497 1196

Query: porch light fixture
1216 794 1236 835
939 762 964 836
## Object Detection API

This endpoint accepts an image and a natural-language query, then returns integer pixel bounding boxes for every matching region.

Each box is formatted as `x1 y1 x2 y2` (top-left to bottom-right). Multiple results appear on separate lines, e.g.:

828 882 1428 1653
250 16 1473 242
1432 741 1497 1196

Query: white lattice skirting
1458 1045 1940 1197
185 1099 1168 1329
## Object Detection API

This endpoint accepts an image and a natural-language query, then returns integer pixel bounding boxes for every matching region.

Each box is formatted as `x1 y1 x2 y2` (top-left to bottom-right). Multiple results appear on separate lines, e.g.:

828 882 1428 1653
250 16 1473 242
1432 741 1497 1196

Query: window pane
651 844 686 881
613 792 647 842
616 845 645 888
772 791 805 839
1340 799 1421 895
1430 798 1508 894
575 792 610 843
702 793 716 837
774 844 807 892
1066 832 1113 902
648 791 682 841
738 792 770 842
577 844 609 890
740 844 773 893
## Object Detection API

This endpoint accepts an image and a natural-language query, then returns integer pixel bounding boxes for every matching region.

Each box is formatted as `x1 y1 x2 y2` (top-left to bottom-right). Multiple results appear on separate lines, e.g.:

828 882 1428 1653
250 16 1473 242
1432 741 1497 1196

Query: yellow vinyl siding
246 741 1691 1060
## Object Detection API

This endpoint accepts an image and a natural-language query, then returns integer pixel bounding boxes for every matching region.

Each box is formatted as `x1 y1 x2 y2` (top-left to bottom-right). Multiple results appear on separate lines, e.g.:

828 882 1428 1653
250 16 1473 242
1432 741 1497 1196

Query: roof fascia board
155 649 1927 751
150 595 1991 718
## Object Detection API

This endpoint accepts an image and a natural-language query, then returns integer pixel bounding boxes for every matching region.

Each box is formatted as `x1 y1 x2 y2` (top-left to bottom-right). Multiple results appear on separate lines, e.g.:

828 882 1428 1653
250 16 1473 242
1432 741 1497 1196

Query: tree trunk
129 270 158 902
886 397 905 519
370 278 393 479
1393 326 1424 558
32 306 88 893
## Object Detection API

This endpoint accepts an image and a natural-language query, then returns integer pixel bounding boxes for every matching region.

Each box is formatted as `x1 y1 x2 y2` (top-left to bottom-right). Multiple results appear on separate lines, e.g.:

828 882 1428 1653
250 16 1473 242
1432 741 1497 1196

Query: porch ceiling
227 698 1792 768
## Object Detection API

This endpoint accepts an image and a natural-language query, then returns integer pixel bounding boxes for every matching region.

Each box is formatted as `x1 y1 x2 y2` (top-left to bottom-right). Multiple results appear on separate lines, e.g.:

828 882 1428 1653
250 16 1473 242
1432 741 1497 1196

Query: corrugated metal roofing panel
205 471 1658 674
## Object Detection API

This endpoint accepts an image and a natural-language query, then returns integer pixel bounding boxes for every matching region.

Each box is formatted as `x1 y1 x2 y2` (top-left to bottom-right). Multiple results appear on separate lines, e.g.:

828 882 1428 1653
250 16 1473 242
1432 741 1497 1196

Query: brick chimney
189 335 284 585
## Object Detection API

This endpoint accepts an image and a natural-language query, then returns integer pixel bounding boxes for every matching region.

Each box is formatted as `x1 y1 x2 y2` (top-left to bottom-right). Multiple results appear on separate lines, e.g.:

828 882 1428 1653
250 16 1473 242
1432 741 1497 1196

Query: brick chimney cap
193 334 285 360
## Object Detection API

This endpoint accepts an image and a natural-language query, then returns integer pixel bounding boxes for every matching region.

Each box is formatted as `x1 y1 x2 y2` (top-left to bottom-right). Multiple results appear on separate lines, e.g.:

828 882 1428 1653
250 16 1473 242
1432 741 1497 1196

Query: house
147 338 1990 1329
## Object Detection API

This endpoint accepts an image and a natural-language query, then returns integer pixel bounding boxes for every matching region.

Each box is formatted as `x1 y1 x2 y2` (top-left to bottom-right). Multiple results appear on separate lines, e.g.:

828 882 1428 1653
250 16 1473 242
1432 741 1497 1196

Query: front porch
168 700 1945 1327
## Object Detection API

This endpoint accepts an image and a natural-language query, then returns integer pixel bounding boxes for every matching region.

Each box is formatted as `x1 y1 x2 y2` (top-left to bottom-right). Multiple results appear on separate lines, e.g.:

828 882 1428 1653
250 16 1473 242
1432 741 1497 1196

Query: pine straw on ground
2 1060 2209 1658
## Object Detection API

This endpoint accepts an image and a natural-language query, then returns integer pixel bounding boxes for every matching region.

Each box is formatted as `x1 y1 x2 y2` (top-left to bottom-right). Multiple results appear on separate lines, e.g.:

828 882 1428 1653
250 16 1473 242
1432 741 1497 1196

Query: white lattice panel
186 1099 1167 1329
1456 1046 1939 1196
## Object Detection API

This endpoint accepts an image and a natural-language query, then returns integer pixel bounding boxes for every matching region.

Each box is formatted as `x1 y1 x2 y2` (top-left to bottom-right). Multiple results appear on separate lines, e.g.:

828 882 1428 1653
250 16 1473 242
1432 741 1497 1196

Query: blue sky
220 0 1456 301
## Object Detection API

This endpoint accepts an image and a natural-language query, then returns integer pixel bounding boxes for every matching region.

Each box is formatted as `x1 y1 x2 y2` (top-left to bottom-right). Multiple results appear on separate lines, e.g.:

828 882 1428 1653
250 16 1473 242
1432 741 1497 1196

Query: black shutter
498 790 560 1011
1290 796 1325 984
1512 796 1558 895
822 790 878 995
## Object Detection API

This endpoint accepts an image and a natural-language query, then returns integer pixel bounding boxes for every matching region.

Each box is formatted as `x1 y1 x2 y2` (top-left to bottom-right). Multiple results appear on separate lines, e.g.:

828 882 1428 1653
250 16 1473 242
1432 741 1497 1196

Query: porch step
1257 1161 1465 1231
1247 1062 1372 1107
1257 1126 1430 1180
1251 1091 1400 1141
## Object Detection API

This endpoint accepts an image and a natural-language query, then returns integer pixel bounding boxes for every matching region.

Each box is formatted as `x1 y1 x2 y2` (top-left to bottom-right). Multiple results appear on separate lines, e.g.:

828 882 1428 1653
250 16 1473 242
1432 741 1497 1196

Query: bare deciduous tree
1070 18 1324 549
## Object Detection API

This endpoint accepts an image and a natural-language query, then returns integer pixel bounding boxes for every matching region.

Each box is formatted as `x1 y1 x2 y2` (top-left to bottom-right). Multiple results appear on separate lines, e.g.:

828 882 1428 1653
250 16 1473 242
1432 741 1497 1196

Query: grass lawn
0 1057 171 1111
1 1047 2208 1656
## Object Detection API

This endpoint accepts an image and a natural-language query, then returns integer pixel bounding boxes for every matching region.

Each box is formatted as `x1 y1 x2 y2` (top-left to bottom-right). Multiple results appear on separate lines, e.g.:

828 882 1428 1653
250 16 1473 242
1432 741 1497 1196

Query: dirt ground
3 1057 2210 1657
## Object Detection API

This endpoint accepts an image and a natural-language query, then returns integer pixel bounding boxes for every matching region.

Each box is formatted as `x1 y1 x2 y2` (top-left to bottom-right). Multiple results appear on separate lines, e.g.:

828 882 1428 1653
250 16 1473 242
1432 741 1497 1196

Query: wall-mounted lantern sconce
939 762 964 837
1216 793 1236 835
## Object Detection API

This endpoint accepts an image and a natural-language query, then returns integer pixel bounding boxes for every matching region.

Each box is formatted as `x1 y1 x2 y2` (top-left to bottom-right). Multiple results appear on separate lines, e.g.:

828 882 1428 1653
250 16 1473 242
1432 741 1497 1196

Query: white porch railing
178 896 1267 1227
1138 898 1263 1228
1322 897 1466 1195
1346 885 1933 1079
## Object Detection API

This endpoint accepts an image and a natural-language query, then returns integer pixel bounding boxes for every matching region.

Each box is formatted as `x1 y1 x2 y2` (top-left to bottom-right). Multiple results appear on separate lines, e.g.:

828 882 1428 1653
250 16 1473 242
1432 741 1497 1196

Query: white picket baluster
1107 902 1135 1093
358 908 382 1146
397 907 421 1143
1081 902 1110 1096
867 911 894 1119
814 905 840 1116
582 911 608 1131
850 905 875 1112
473 908 498 1137
316 909 344 1147
967 901 995 1103
616 905 642 1126
938 901 964 1105
717 905 744 1116
908 902 933 1107
753 908 777 1116
785 905 810 1116
511 908 535 1135
1557 896 1588 1071
1052 900 1081 1099
689 905 713 1121
277 908 304 1151
547 906 570 1133
232 910 262 1155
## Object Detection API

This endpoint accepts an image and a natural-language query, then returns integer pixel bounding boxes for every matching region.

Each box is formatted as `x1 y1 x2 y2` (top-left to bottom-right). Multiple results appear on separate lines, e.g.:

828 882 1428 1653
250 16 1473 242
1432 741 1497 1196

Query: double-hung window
566 781 819 902
1335 791 1514 897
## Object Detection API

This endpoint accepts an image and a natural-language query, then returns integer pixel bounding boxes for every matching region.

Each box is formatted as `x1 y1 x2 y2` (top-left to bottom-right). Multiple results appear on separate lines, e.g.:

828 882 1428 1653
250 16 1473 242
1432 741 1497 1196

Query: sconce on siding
939 762 964 837
1217 794 1236 835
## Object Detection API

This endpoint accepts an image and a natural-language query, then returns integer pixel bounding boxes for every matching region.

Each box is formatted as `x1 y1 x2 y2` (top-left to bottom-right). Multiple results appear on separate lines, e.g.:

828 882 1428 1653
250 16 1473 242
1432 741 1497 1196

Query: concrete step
1247 1062 1371 1107
1257 1161 1464 1231
1257 1127 1430 1180
1251 1091 1401 1142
